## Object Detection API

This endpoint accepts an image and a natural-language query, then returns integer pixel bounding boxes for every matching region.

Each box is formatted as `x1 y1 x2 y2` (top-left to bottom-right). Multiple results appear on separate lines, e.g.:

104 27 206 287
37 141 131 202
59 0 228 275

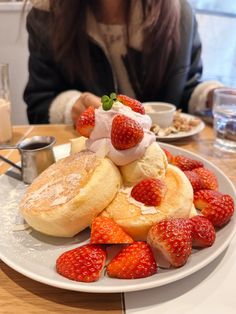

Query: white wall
196 12 236 88
189 0 236 14
0 2 29 125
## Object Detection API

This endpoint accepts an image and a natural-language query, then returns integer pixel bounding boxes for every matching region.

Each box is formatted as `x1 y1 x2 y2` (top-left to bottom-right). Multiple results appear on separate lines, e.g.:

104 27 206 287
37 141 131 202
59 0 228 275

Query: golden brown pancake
20 151 121 237
101 165 194 240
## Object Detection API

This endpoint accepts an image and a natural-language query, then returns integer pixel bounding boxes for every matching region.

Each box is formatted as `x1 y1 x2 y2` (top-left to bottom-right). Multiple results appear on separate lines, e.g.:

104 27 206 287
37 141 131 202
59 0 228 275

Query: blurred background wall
0 0 236 124
0 1 29 124
189 0 236 88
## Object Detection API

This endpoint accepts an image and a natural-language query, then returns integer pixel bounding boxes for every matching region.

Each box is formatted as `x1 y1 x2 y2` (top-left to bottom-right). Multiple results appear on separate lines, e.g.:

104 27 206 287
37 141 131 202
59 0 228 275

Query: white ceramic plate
0 143 235 293
154 113 205 141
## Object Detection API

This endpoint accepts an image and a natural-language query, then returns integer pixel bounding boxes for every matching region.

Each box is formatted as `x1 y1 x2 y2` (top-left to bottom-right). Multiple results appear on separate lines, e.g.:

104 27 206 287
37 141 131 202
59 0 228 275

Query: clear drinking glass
0 63 12 144
212 88 236 152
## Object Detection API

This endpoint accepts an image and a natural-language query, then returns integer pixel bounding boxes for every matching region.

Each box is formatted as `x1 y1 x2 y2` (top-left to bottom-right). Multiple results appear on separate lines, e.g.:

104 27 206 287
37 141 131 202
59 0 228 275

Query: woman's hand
71 92 101 125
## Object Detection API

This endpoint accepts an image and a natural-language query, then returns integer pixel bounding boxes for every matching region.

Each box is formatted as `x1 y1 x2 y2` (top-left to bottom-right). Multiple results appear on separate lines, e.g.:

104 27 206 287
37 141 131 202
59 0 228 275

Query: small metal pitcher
0 136 56 184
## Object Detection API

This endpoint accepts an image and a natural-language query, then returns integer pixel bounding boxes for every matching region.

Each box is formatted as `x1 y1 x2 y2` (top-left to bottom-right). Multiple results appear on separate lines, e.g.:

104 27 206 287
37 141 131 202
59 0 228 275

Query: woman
24 0 223 124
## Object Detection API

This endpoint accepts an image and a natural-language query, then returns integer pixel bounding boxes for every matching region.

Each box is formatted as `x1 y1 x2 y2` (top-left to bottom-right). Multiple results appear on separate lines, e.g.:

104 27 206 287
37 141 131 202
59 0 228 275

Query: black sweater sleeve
161 1 203 112
23 8 67 124
180 14 203 109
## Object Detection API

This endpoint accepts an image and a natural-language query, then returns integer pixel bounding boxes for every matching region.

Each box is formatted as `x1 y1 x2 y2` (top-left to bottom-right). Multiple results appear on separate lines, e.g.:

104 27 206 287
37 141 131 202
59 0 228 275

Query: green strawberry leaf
101 93 117 111
110 92 117 100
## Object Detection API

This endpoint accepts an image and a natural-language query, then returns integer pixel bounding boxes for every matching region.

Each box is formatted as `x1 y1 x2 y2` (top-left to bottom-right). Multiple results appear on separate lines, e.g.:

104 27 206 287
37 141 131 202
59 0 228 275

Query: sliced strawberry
194 189 222 210
202 195 234 227
56 244 106 282
90 217 133 244
106 242 157 279
76 106 95 137
117 94 145 115
131 178 167 206
147 218 192 268
201 194 234 227
173 155 203 171
193 167 218 190
162 148 174 164
190 215 216 247
111 114 144 150
194 189 234 227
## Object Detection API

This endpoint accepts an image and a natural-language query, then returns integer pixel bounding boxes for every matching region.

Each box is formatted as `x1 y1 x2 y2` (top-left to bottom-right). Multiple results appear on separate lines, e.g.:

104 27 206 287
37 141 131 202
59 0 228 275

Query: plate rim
0 143 235 293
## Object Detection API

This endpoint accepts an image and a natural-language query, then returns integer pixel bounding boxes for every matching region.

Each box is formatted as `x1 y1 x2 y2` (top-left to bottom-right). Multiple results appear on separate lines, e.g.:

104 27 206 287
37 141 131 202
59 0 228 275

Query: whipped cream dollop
86 102 156 166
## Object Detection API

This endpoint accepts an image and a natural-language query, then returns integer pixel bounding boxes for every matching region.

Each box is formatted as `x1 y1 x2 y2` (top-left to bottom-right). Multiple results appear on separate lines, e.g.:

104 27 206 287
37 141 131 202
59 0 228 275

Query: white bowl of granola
143 102 176 128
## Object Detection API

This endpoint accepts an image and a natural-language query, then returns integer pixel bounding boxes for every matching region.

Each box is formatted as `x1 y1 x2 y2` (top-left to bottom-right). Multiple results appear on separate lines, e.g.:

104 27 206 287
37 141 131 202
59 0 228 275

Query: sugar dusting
120 186 159 215
51 196 68 206
0 146 89 274
0 173 88 268
21 173 82 209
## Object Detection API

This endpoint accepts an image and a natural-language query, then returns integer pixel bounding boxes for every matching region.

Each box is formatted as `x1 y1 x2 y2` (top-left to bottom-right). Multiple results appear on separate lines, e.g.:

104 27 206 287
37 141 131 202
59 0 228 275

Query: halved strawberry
76 106 95 137
111 114 144 150
147 218 192 268
194 189 234 227
194 189 222 210
106 242 157 279
131 178 167 206
173 155 203 171
117 94 145 115
162 148 174 164
90 217 133 244
190 215 216 247
56 244 106 282
193 167 218 190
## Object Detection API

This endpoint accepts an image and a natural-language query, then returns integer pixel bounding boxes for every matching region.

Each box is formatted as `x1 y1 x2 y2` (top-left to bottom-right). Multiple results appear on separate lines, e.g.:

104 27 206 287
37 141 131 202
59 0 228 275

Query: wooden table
0 124 235 314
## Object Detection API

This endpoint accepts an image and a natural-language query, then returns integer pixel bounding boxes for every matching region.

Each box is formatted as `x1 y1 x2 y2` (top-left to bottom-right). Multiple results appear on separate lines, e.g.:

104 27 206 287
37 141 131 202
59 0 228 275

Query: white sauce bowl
143 102 176 128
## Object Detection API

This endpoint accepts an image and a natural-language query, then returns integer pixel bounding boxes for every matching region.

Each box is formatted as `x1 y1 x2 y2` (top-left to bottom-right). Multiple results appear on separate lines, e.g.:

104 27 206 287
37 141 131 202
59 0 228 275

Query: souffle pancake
101 164 195 241
20 151 121 237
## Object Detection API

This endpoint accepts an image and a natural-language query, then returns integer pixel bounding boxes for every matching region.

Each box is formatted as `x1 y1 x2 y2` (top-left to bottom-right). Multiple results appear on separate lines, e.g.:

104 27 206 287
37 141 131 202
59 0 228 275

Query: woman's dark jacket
24 0 202 124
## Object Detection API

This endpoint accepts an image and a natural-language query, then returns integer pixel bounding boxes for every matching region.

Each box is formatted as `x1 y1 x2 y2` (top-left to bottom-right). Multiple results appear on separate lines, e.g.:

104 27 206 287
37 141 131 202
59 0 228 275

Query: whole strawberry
111 114 144 150
147 218 192 268
203 195 234 227
194 167 218 190
131 178 167 206
90 216 133 244
173 155 203 171
76 106 95 137
194 190 234 227
184 170 205 192
117 94 145 115
184 167 218 192
107 242 157 279
190 215 216 247
101 93 145 115
56 244 106 282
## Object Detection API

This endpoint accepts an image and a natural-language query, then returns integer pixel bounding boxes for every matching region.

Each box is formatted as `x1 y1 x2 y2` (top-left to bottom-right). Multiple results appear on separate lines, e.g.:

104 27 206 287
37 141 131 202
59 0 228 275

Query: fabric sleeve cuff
30 0 50 11
49 90 81 124
188 81 224 114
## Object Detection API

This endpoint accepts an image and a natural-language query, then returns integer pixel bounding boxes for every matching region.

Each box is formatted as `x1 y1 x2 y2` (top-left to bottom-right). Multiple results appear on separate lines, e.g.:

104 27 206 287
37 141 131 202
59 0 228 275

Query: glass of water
212 88 236 152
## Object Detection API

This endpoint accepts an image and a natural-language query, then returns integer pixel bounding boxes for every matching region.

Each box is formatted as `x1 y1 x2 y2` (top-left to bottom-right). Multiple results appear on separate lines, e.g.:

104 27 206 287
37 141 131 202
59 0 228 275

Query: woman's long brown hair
49 0 180 97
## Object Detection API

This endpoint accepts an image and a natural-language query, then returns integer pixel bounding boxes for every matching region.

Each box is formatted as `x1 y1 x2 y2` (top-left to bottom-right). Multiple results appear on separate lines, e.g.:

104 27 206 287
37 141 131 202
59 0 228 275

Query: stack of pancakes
20 141 195 240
